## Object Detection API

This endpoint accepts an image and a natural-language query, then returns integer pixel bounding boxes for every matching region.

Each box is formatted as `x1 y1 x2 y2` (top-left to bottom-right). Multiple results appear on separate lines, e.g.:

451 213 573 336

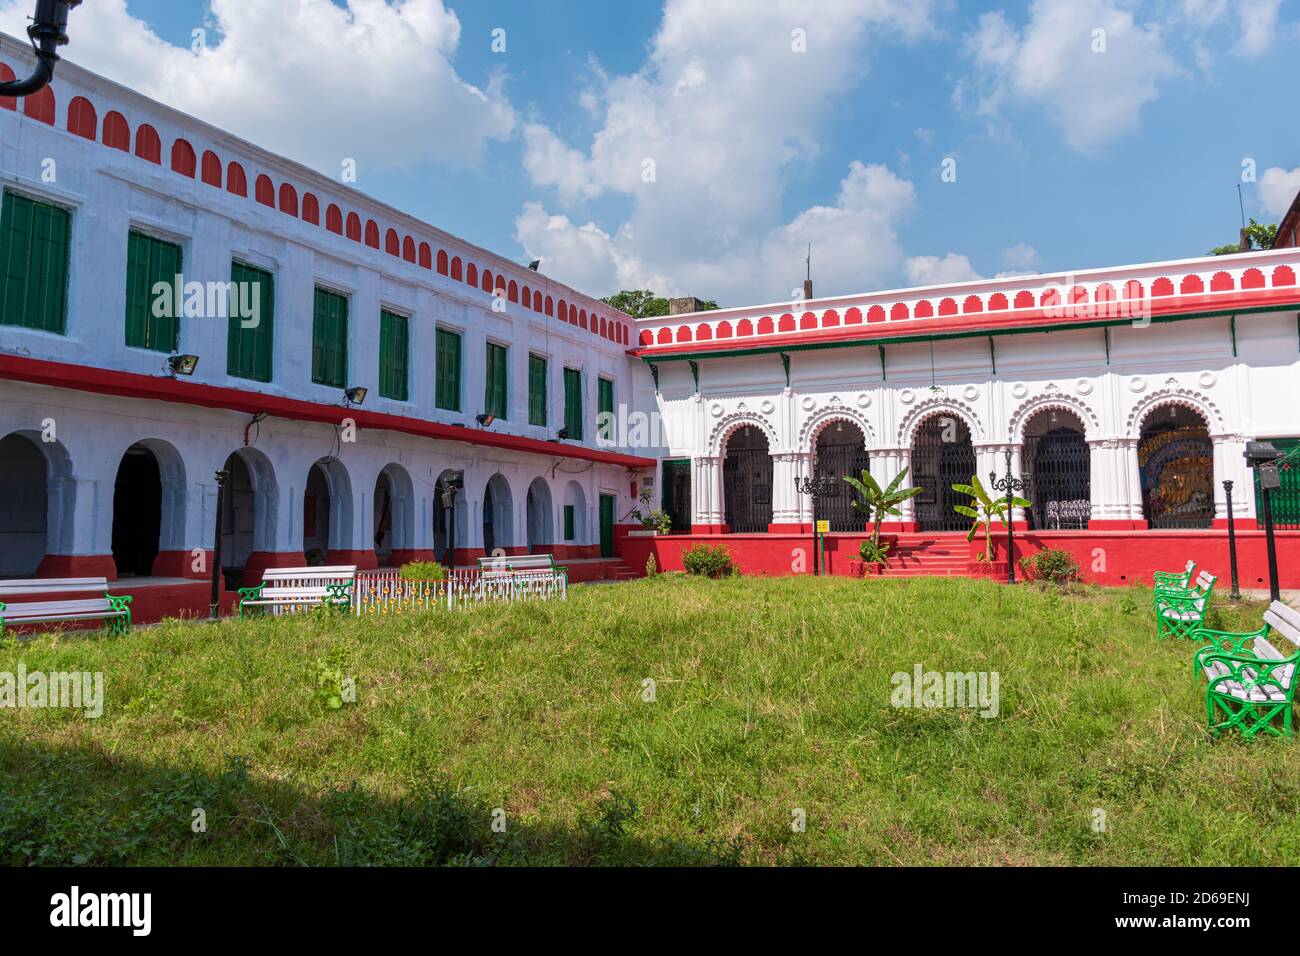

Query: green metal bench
0 577 133 636
1193 600 1300 739
1151 559 1196 605
1154 569 1216 639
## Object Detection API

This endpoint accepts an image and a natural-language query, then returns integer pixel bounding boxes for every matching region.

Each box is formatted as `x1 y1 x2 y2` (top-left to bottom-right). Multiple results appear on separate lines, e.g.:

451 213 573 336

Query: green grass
2 575 1297 866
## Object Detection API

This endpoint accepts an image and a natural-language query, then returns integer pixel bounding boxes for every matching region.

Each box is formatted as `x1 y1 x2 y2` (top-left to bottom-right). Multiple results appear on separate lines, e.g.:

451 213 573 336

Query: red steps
876 534 973 578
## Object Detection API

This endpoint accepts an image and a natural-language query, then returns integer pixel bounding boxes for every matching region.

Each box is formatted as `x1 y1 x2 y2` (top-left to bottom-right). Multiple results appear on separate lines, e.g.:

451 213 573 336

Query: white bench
0 577 133 635
1195 600 1300 738
237 566 357 618
476 554 567 599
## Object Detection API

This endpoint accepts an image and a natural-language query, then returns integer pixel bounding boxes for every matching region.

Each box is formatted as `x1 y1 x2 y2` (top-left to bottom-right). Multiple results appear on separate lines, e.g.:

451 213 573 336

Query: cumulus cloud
958 0 1179 153
904 253 983 287
1259 166 1300 220
0 0 514 173
517 0 937 302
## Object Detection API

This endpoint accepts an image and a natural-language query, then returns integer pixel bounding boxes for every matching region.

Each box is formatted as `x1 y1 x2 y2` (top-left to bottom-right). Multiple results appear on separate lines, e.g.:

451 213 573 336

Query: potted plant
627 487 672 536
842 466 922 573
952 475 1030 578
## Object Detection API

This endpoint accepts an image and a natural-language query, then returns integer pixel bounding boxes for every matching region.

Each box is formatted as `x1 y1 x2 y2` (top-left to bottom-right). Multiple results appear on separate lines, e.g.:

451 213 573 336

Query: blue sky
7 0 1297 305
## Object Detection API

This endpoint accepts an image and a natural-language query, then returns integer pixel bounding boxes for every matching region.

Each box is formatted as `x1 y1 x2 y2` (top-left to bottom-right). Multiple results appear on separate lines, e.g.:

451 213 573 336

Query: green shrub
399 561 447 581
680 544 738 579
858 538 890 564
1019 548 1080 585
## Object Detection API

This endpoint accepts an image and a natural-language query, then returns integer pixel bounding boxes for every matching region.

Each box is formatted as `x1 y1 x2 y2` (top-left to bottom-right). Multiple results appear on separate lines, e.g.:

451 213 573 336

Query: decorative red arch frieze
1242 267 1265 289
66 96 96 139
326 203 343 234
1210 271 1234 292
963 294 983 313
364 220 380 249
1274 265 1296 286
385 228 400 256
24 85 54 125
402 236 416 263
988 293 1008 311
0 62 15 111
450 256 462 280
278 183 298 217
302 193 320 226
347 213 362 242
200 150 222 188
171 139 197 177
226 162 248 197
134 124 161 163
419 242 432 269
845 307 863 324
1180 274 1204 294
822 309 840 327
254 174 275 206
102 110 130 151
915 300 933 318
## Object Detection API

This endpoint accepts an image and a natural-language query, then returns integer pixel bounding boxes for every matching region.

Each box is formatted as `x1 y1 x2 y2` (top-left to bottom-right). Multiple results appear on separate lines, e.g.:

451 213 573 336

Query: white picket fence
353 567 566 615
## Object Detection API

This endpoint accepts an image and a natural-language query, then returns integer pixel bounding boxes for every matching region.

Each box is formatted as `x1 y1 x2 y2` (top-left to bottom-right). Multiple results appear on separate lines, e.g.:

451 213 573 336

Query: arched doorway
911 414 976 532
563 481 587 549
1139 405 1214 528
0 432 53 577
221 452 256 586
483 474 513 555
304 461 331 564
526 477 554 553
1023 409 1091 530
111 444 163 576
373 465 414 566
813 420 870 532
723 425 773 533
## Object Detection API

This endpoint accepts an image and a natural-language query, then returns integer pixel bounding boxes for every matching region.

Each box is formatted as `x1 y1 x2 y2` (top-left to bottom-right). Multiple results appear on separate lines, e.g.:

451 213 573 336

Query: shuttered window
528 354 547 427
0 189 70 333
379 310 409 401
435 327 461 411
312 287 349 388
227 261 274 382
563 367 584 441
597 377 615 442
563 505 575 541
124 230 182 352
484 342 508 421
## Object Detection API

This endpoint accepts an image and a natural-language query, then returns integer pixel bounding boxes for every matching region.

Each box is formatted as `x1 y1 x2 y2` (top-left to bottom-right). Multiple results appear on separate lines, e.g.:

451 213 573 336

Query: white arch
526 476 554 552
1008 392 1099 442
799 404 876 450
709 411 778 457
897 397 984 447
1127 387 1224 437
482 472 514 552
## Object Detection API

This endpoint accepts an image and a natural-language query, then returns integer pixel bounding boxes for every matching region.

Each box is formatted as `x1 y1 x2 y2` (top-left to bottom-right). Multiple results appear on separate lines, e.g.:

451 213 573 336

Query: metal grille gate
814 424 870 532
1139 423 1214 528
1255 439 1300 530
723 426 773 533
1025 427 1091 530
911 417 976 532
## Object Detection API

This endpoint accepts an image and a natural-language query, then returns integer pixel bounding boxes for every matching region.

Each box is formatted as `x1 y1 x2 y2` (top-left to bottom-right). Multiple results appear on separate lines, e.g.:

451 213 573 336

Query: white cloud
0 0 514 173
1233 0 1282 55
959 0 1179 153
1259 166 1300 219
904 253 983 287
1001 243 1041 272
517 0 937 302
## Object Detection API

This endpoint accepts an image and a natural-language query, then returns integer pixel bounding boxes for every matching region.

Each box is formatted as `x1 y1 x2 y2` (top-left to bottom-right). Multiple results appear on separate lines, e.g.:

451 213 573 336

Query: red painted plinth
38 554 118 580
326 550 379 571
242 551 307 588
152 549 212 579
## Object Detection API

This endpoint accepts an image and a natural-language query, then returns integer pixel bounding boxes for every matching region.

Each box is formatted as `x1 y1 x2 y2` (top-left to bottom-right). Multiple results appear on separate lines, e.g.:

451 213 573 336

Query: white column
693 455 723 529
1119 437 1145 524
1213 435 1252 522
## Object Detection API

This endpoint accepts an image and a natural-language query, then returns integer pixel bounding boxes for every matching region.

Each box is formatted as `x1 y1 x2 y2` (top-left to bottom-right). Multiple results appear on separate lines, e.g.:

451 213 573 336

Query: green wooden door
599 494 616 558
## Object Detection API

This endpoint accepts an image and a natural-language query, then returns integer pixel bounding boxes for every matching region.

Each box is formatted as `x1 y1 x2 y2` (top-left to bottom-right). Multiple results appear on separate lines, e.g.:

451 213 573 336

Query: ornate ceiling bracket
878 344 887 381
688 360 700 393
648 361 659 394
779 352 791 388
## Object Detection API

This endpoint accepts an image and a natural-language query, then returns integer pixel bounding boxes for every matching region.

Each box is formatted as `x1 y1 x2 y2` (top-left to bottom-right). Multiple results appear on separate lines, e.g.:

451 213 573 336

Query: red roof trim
634 287 1300 358
0 354 654 469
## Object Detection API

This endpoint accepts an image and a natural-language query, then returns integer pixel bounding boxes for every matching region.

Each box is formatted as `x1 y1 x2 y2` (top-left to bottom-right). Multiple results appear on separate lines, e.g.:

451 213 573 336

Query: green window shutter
227 261 274 382
564 368 584 441
563 505 575 541
125 230 182 352
485 342 508 420
0 189 69 333
528 354 547 427
436 327 462 411
312 287 349 387
379 310 409 401
598 377 615 442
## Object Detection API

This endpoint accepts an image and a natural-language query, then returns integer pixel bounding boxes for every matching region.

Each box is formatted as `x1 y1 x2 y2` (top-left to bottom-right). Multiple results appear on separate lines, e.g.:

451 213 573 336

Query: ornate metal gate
814 423 870 531
1139 422 1214 528
723 426 773 533
1025 427 1091 529
1254 439 1300 530
911 417 975 532
661 459 692 533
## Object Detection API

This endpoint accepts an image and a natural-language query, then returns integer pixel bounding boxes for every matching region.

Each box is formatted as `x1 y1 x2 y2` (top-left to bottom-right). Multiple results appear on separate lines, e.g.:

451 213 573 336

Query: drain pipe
0 1 82 98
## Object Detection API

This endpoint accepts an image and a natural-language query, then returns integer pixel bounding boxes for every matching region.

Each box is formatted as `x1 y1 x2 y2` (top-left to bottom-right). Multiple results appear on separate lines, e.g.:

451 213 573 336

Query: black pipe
1223 480 1241 600
208 468 228 622
0 1 81 99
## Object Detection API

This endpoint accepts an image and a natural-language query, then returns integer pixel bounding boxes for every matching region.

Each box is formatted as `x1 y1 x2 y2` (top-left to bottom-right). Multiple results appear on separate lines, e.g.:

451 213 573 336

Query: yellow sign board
815 520 830 534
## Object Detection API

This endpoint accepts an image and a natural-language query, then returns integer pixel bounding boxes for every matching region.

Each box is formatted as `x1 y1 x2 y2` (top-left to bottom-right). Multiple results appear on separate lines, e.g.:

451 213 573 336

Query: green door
599 494 616 558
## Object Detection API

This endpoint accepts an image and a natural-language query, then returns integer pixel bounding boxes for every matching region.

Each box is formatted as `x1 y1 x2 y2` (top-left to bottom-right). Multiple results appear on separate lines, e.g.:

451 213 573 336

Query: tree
1210 219 1278 255
843 467 922 564
953 475 1030 562
601 290 719 318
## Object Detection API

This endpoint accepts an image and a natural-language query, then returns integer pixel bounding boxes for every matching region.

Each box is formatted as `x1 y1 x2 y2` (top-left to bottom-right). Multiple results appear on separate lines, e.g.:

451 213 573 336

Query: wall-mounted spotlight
0 1 82 98
555 426 570 441
475 413 496 428
344 386 368 406
167 353 199 377
528 259 541 271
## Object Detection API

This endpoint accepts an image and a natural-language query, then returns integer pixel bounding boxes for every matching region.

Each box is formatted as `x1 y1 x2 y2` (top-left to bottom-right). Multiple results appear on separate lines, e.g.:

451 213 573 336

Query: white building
0 34 653 615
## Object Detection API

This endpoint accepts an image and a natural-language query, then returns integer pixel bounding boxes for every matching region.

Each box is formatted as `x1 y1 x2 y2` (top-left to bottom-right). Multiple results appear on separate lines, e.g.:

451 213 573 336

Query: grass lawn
2 574 1298 866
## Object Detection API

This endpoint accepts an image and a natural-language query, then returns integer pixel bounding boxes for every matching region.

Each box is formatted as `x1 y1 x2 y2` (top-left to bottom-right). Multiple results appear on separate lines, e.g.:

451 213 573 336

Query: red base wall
621 530 1300 588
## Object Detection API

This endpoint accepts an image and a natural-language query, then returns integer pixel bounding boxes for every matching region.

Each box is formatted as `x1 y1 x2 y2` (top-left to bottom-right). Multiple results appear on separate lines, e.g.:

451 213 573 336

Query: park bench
0 577 133 635
237 566 356 618
1193 600 1300 739
1152 559 1196 595
476 554 568 597
1154 569 1217 639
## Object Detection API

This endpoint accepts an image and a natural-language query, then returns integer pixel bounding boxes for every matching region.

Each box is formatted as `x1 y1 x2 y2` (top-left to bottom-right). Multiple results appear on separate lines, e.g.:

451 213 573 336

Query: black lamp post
793 472 837 575
441 470 464 570
1245 442 1283 603
1223 479 1242 600
208 468 228 622
0 1 82 98
989 447 1030 585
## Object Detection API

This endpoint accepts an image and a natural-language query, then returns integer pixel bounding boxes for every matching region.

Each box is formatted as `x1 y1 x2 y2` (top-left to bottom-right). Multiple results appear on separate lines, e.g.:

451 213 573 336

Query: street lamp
441 469 464 569
0 1 82 98
1222 479 1242 600
793 472 837 575
1245 442 1283 603
989 447 1030 585
208 468 228 622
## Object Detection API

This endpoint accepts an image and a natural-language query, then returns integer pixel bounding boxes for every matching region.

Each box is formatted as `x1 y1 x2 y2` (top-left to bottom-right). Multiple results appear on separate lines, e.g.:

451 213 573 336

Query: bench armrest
105 593 133 610
1203 650 1300 699
324 582 353 603
237 584 265 601
1193 625 1268 678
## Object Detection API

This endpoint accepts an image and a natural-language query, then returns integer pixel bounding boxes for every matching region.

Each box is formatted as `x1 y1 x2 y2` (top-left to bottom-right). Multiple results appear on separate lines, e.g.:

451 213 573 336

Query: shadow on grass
0 741 744 867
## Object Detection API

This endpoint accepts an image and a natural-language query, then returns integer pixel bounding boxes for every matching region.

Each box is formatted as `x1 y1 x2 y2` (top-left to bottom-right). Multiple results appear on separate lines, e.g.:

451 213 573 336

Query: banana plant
843 467 922 564
953 475 1031 562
